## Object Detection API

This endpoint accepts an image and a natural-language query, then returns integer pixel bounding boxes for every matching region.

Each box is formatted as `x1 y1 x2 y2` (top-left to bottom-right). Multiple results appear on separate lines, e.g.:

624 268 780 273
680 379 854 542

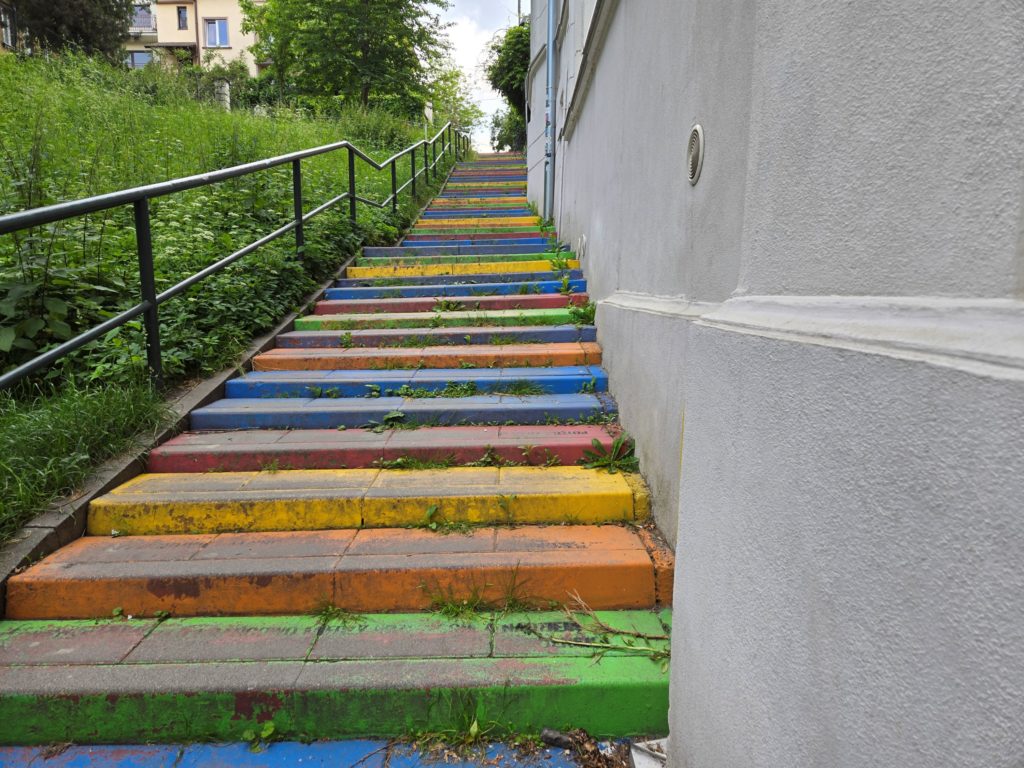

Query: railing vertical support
133 198 163 388
347 146 357 222
291 159 304 255
390 160 398 214
423 141 430 183
431 139 437 177
410 146 417 199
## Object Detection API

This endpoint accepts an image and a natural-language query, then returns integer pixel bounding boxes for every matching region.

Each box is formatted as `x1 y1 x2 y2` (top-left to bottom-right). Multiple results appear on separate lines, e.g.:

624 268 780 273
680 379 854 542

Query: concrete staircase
0 153 674 745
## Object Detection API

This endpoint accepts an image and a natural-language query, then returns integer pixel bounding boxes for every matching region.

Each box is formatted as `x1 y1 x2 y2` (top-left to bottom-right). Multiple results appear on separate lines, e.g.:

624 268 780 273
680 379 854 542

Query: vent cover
687 124 704 185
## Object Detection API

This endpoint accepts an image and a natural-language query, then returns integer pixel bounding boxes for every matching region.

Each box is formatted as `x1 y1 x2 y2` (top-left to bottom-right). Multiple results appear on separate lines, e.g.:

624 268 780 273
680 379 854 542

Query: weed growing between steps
0 379 170 541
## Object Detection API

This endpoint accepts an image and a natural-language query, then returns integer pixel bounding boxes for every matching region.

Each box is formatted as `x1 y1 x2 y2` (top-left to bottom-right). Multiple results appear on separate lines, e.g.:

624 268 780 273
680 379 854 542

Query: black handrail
0 122 472 390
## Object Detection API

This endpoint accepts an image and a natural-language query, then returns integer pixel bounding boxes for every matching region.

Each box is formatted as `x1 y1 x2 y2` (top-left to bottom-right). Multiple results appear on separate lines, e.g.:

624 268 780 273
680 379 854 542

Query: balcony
128 7 156 37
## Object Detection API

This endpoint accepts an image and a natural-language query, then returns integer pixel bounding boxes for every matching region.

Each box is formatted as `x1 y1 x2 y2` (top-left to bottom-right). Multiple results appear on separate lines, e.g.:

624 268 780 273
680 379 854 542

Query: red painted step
314 293 589 315
148 425 620 473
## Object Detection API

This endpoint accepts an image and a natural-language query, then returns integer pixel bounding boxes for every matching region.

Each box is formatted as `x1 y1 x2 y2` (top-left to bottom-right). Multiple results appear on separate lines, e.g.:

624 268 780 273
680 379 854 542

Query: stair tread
149 424 619 472
7 524 661 618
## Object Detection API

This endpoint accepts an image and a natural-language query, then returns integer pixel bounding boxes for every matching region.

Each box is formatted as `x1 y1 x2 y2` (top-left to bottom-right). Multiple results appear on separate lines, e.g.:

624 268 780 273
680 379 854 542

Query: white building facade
527 2 1024 766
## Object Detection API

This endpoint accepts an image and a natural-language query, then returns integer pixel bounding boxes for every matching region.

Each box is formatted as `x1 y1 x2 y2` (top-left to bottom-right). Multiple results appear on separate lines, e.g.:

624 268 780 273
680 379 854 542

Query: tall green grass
0 53 455 542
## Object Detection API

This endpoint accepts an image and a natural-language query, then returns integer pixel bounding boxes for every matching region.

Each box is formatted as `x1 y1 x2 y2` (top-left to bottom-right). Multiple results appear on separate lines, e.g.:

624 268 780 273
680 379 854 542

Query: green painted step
295 307 578 330
0 611 670 744
354 252 576 267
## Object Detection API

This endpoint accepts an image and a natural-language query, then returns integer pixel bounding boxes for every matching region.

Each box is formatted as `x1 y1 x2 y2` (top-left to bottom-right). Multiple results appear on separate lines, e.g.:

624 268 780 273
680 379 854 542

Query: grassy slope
0 54 453 541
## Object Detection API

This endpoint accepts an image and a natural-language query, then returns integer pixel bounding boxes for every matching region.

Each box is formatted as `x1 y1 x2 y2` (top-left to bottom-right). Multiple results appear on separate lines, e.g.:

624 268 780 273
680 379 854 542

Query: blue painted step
420 209 534 218
224 366 608 398
0 741 581 768
398 238 551 248
324 279 586 300
361 244 553 258
336 269 582 287
191 393 615 430
437 191 525 198
274 325 598 348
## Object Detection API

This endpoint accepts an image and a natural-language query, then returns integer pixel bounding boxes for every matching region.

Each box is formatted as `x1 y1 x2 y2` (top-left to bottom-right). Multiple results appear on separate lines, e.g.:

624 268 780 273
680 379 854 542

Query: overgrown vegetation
0 53 456 542
0 378 170 541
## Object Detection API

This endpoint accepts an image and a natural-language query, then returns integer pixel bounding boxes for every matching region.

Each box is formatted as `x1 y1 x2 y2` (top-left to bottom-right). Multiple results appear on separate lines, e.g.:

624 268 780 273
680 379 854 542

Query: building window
0 6 14 49
204 18 228 47
130 4 154 31
126 50 153 68
177 6 187 30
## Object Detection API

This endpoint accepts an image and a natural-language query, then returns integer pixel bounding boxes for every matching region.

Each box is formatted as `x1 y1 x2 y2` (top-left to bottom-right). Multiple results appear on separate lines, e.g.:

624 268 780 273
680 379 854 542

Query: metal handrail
0 122 472 389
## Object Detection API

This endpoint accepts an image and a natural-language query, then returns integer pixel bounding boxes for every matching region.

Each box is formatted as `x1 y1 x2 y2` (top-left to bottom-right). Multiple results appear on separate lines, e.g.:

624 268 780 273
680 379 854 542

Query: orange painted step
5 526 663 619
253 342 602 371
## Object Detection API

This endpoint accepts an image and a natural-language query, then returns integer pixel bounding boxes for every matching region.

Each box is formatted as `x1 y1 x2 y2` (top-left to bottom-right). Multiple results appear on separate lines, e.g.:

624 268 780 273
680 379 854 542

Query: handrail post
423 141 429 183
431 139 437 177
390 159 398 214
133 198 163 388
292 159 304 256
410 146 417 199
347 146 357 223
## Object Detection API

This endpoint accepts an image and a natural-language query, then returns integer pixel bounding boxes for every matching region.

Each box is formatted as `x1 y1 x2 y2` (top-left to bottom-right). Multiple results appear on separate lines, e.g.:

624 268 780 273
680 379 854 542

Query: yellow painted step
87 467 648 535
413 217 540 228
346 259 579 279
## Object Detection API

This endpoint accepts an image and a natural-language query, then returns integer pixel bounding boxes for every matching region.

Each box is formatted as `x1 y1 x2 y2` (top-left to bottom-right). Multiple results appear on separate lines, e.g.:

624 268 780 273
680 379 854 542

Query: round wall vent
687 124 704 186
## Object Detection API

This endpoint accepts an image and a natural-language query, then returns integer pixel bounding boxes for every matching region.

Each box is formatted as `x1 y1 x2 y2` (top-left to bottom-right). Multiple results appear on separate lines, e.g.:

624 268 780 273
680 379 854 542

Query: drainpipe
543 0 556 221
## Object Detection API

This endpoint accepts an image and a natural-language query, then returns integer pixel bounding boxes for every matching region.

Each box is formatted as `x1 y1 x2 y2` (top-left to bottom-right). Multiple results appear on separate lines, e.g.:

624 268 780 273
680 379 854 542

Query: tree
14 0 134 60
490 108 525 152
484 21 529 117
243 0 451 114
484 21 529 151
427 58 484 131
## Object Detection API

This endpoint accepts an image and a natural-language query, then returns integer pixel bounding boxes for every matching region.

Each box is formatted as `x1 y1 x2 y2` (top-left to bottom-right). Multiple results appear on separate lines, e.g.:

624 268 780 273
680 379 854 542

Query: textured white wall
674 327 1024 767
530 0 1024 765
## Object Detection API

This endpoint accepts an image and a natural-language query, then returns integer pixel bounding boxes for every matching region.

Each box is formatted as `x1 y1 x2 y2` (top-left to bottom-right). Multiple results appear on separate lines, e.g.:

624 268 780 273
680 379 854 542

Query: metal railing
0 122 472 389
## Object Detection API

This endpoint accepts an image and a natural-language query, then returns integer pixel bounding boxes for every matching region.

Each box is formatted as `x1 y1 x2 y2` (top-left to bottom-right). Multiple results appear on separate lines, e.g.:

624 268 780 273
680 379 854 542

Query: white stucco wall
530 0 1024 765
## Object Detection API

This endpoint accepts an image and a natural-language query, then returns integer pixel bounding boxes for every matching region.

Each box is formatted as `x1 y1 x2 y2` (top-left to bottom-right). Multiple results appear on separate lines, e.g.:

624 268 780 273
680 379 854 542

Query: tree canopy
242 0 451 116
484 21 529 118
13 0 134 60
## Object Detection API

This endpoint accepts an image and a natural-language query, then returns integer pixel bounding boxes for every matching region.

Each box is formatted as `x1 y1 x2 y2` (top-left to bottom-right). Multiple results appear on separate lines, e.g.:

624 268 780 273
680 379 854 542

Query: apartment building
124 0 258 75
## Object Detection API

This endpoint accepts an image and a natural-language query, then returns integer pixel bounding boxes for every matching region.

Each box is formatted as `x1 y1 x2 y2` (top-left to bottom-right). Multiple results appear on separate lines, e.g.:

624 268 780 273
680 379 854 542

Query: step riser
294 309 577 331
275 325 597 347
149 426 617 472
336 268 581 286
345 260 577 279
324 279 585 299
252 345 602 371
191 400 611 431
313 294 588 314
361 244 553 257
354 252 576 266
0 659 667 745
399 239 551 249
223 369 608 397
9 527 656 617
405 232 548 241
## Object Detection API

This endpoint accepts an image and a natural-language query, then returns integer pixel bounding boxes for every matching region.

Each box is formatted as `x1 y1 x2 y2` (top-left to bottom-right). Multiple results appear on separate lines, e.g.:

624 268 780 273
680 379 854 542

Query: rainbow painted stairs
0 154 675 745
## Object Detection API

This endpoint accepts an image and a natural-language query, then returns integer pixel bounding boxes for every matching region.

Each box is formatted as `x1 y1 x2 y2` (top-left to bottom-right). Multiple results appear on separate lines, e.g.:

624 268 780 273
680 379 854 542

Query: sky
438 0 530 150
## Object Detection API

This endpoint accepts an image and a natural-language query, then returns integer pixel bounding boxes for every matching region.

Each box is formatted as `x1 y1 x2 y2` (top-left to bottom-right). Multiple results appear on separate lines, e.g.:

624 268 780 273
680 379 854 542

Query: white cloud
440 1 530 149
